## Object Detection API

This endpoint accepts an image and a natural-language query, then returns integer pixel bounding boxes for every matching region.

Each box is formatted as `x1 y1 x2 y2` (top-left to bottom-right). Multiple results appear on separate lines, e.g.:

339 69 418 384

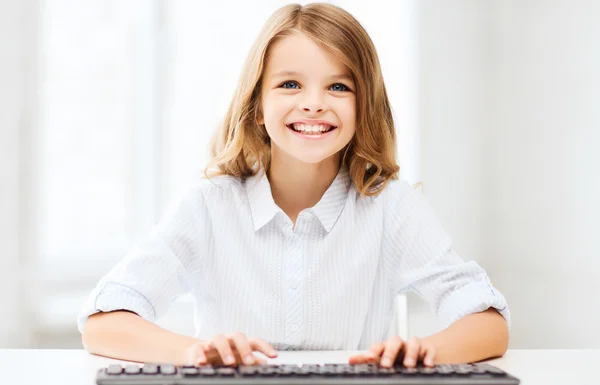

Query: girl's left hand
348 336 436 368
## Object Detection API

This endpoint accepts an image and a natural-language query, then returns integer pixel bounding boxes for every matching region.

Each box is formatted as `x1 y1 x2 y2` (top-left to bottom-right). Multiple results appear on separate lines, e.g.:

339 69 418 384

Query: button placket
284 228 303 344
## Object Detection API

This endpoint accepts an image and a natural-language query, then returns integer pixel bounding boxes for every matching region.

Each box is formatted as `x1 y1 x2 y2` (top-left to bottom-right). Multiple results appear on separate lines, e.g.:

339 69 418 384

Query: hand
185 332 278 367
348 336 436 368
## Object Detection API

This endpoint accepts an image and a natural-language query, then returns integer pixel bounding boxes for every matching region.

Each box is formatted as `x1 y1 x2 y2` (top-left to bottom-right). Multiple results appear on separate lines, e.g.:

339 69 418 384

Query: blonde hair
206 2 399 196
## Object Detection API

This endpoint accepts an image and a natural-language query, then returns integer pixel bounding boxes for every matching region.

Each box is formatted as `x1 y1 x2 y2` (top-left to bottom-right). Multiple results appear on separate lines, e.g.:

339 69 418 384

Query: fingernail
244 355 254 365
366 351 376 358
225 355 235 364
426 358 433 366
404 358 415 366
381 358 391 367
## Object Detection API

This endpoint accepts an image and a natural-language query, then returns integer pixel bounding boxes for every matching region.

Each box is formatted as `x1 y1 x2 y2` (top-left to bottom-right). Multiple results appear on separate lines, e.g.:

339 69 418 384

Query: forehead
263 32 350 78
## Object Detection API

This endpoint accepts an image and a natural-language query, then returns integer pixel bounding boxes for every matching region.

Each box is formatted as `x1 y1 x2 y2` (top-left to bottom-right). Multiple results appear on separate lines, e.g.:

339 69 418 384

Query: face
258 32 356 166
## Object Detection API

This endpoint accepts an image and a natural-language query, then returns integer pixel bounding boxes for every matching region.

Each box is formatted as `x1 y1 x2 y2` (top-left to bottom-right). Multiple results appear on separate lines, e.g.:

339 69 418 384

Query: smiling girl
79 2 510 369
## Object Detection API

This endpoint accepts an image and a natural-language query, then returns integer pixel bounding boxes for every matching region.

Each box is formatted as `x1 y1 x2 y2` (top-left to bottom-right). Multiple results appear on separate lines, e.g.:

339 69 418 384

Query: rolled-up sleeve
76 185 209 334
382 180 511 331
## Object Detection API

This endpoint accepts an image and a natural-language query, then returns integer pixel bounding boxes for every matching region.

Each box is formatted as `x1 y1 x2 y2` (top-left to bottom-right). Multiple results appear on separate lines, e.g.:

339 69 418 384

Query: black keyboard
96 363 520 384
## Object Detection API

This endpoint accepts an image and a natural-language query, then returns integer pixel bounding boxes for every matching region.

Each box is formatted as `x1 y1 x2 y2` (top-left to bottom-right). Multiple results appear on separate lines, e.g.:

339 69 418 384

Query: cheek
263 95 294 121
336 100 356 128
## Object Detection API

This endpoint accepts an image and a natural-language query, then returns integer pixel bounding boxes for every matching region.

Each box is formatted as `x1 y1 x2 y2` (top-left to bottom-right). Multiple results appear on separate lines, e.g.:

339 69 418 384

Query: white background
1 0 599 349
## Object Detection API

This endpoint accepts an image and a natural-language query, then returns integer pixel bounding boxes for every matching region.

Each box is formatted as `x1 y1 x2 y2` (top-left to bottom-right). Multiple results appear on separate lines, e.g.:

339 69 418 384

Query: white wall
414 0 600 348
0 0 35 348
485 0 600 348
407 0 490 342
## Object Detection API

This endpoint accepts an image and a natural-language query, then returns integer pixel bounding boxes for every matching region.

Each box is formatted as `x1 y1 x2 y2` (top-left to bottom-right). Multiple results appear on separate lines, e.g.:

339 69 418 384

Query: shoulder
379 178 422 208
191 174 244 197
351 178 420 212
375 178 439 229
169 174 244 213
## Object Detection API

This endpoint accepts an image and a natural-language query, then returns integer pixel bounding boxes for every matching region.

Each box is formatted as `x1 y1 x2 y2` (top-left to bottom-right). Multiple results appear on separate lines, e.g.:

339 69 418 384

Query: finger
254 355 268 365
403 337 421 367
194 345 208 366
349 341 385 365
249 338 278 358
367 342 386 363
200 341 228 365
422 345 436 367
230 332 255 365
380 336 403 368
348 353 370 364
202 342 221 363
186 342 208 366
213 334 236 366
351 343 386 365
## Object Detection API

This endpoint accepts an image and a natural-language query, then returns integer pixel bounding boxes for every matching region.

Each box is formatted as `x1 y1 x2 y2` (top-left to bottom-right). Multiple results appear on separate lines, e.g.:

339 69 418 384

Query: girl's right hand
186 333 278 367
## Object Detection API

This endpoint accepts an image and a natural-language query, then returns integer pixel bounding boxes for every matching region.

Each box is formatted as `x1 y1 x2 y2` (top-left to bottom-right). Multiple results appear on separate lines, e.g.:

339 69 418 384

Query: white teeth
291 123 332 132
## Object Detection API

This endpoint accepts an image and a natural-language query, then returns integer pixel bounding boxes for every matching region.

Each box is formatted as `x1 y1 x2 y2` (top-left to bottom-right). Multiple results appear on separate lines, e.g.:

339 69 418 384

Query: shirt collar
245 169 280 232
311 167 351 232
245 167 352 233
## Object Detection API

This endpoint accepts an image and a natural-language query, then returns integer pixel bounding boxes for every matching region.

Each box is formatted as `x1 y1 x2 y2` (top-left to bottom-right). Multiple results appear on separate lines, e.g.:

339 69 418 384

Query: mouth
286 122 338 135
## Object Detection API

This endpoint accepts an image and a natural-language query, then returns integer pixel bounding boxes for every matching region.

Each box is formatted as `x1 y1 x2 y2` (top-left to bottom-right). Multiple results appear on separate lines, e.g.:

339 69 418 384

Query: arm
380 180 511 363
82 310 198 365
422 308 509 364
77 184 210 362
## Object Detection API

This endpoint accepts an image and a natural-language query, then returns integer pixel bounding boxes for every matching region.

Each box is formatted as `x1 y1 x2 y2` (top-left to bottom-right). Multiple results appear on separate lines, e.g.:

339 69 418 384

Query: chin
289 151 338 165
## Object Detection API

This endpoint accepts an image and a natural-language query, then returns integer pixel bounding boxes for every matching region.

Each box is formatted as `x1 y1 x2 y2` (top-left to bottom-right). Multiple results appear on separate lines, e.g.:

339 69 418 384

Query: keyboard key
199 367 216 376
158 364 176 375
472 366 488 375
217 367 236 376
376 367 395 375
400 367 418 375
456 367 474 375
141 364 158 374
239 366 259 376
296 368 311 376
419 367 437 375
302 364 321 374
181 367 199 376
478 364 506 376
124 365 140 374
258 367 277 376
106 364 122 375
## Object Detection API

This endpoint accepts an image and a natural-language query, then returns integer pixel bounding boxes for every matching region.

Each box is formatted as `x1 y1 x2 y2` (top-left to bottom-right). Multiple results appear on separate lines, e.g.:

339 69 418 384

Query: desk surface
0 349 596 385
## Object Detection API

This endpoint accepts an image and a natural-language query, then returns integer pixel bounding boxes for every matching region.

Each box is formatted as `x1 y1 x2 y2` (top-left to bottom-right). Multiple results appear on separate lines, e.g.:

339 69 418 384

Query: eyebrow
271 71 354 83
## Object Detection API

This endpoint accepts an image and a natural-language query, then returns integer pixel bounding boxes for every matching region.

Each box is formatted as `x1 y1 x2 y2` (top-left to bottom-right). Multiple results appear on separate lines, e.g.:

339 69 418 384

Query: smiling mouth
286 123 338 135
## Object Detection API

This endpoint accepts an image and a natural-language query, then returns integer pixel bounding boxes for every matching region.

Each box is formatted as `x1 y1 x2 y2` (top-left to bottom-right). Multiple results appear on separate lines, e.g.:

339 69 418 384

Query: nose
300 90 325 113
302 105 324 113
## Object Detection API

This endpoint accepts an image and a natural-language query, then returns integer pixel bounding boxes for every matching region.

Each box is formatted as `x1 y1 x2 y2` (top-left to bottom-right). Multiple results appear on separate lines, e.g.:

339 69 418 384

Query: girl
78 2 510 369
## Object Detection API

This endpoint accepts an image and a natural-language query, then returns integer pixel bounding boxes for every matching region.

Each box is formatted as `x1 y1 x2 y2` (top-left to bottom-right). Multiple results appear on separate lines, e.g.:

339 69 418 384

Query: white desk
0 349 596 385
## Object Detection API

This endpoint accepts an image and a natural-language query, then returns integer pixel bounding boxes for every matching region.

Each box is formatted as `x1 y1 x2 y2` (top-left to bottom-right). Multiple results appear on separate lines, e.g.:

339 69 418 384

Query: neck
267 148 340 225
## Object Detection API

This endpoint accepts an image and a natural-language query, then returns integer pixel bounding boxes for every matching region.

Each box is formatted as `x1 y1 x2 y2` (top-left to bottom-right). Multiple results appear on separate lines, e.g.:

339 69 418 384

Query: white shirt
77 167 510 350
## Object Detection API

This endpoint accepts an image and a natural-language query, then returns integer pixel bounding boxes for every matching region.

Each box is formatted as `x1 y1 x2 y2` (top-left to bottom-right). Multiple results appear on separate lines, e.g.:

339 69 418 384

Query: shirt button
289 281 300 290
290 324 299 332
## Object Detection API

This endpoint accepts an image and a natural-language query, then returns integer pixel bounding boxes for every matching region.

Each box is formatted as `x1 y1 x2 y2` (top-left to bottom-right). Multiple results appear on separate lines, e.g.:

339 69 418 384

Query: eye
329 83 350 92
280 81 300 89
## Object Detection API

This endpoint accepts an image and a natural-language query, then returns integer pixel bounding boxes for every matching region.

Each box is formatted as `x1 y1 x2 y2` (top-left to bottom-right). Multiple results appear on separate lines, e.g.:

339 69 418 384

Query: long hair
205 3 399 196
